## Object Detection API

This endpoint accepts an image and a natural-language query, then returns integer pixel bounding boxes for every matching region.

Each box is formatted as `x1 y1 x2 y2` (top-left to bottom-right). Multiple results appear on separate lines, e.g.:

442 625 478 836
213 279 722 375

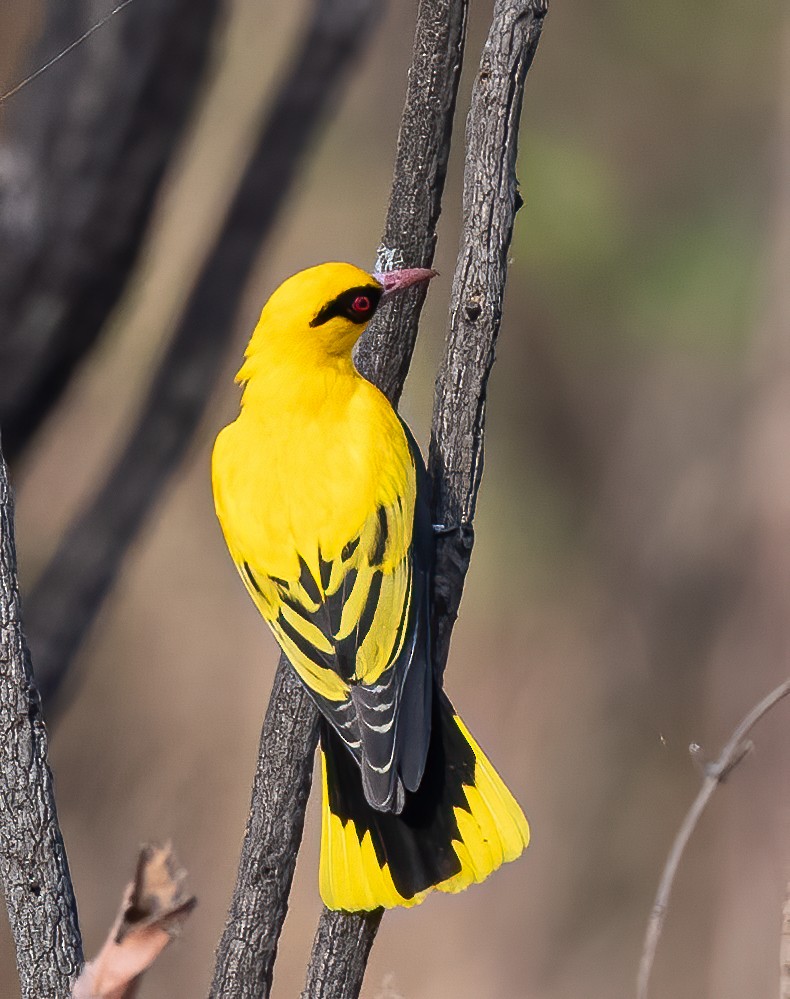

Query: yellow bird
212 261 528 910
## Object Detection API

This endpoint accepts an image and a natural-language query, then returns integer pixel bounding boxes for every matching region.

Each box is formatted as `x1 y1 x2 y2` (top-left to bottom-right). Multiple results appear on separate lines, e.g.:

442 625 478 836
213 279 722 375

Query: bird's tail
319 689 529 911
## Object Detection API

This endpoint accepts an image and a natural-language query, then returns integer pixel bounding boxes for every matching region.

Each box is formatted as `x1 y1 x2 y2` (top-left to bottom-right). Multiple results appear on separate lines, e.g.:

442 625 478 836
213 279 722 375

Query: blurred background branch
0 0 221 462
23 0 385 711
781 884 790 999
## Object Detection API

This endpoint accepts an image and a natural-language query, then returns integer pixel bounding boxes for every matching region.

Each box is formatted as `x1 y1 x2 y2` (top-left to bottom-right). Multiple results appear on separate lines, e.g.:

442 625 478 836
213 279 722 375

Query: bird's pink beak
373 267 437 298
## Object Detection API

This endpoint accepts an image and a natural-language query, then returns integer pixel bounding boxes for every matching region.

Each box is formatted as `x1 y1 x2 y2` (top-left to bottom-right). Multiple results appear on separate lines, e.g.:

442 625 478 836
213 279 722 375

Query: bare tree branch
636 678 790 999
0 438 83 998
354 0 469 403
208 658 319 999
305 1 547 994
210 1 470 992
0 0 221 462
25 0 384 711
301 909 382 999
429 0 548 676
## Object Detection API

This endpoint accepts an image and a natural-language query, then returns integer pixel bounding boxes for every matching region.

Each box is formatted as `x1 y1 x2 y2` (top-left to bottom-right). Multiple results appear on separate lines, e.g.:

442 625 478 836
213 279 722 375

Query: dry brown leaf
72 844 196 999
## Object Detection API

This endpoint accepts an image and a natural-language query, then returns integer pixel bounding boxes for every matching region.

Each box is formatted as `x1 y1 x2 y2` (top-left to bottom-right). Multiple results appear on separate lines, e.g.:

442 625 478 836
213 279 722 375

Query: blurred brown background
1 1 788 997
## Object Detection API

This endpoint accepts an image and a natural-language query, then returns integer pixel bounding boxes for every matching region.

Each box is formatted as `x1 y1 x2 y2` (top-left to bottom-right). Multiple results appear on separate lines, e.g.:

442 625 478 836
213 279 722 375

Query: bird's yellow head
237 261 435 381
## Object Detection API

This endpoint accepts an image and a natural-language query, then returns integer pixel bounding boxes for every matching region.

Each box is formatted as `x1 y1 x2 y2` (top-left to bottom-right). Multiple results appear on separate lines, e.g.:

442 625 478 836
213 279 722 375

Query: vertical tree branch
302 1 473 994
429 0 548 675
354 0 469 403
0 0 222 461
204 2 387 996
25 0 384 711
300 907 382 999
0 439 83 998
304 2 547 997
211 3 469 994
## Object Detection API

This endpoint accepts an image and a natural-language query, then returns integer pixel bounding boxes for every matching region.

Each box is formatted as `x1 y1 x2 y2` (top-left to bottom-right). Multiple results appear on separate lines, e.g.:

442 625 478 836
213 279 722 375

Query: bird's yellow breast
212 360 415 589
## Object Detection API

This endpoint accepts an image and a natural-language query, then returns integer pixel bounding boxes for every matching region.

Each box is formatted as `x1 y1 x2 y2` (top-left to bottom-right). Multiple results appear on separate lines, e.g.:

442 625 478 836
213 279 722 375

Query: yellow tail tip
319 713 529 912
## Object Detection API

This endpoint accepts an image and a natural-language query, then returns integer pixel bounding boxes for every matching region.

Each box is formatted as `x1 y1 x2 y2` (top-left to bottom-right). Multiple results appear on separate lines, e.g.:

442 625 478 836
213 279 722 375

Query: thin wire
0 0 139 105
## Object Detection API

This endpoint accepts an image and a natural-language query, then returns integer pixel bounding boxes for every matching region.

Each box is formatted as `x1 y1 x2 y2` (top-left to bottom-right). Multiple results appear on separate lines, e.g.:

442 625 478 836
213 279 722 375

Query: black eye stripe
309 285 383 328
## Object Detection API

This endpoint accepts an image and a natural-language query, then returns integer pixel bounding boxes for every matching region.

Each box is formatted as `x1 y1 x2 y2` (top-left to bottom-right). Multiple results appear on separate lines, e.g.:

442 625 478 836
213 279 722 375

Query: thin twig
25 0 383 713
637 678 790 999
0 439 83 997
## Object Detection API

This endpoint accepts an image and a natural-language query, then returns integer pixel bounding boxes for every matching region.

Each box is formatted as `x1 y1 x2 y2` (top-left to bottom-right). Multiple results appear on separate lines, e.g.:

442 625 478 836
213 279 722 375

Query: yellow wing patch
234 557 349 702
236 490 414 702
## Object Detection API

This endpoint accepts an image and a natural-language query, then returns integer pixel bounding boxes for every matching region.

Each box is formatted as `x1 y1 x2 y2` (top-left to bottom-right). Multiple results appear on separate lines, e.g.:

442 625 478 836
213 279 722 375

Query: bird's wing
238 424 434 814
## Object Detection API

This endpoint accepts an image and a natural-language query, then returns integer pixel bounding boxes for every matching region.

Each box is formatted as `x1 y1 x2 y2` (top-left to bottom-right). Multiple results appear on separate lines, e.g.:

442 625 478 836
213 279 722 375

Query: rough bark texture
209 2 469 992
0 442 83 998
26 0 384 711
429 0 547 675
301 0 474 992
304 1 546 995
354 0 469 404
0 0 221 461
301 909 382 999
208 656 319 999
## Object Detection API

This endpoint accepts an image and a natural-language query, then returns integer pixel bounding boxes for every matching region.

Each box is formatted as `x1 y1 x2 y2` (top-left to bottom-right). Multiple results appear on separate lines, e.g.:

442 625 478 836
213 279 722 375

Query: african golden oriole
212 262 529 910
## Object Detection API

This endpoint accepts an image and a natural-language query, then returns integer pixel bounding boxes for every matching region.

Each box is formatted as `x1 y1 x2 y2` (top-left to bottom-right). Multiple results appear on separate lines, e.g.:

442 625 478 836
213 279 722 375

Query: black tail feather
321 687 475 900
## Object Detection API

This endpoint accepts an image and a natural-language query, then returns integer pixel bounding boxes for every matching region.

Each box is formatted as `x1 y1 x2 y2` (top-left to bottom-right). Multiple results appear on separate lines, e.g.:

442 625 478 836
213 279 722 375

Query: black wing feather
263 420 436 815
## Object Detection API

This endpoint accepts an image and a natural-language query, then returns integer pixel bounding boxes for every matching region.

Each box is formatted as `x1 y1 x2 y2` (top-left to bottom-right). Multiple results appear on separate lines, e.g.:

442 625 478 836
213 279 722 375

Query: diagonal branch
636 678 790 999
25 0 384 712
0 438 83 998
305 2 547 996
0 0 221 462
212 4 470 996
207 657 320 999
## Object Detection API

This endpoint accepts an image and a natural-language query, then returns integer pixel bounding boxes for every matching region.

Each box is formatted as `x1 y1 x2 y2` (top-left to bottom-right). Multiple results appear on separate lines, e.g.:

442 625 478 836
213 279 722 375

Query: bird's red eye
351 295 372 314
